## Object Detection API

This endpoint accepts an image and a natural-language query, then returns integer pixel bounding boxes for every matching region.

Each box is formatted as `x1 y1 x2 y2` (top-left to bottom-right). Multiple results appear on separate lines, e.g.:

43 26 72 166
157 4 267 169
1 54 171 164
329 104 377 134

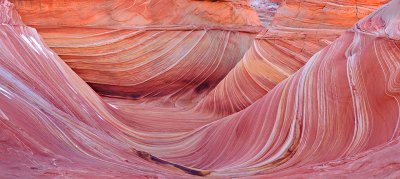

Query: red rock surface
1 0 400 178
11 0 263 106
195 0 388 116
11 0 262 27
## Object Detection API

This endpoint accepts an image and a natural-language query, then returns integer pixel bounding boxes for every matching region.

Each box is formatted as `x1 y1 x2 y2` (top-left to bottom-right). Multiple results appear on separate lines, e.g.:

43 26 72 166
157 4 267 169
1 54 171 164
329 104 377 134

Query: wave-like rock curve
1 0 400 178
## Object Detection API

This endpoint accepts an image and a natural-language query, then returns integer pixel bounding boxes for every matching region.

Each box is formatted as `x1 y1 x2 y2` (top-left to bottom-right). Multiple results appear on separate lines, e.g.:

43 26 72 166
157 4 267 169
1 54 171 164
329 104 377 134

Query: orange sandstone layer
194 0 387 116
11 0 262 27
11 0 387 112
11 0 263 105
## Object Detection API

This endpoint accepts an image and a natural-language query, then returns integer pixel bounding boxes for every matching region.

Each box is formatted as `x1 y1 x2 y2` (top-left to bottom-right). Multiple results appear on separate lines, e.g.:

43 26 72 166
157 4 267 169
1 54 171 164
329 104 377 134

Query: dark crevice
134 149 211 177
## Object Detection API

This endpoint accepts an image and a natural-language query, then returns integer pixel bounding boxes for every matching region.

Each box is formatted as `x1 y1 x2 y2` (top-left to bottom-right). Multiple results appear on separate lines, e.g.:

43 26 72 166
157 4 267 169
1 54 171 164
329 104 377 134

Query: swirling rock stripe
12 0 262 27
0 2 214 177
191 0 387 117
37 27 254 104
1 0 400 178
144 4 400 176
195 30 342 116
271 0 389 29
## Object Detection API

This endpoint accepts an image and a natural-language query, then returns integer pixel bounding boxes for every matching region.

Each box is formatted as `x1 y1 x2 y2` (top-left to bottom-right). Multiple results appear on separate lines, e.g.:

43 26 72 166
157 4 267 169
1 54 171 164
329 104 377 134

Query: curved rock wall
1 0 400 178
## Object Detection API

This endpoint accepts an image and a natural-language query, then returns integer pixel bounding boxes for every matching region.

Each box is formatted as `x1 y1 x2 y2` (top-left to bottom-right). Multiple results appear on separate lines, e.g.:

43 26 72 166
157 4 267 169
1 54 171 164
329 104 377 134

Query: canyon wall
1 0 400 178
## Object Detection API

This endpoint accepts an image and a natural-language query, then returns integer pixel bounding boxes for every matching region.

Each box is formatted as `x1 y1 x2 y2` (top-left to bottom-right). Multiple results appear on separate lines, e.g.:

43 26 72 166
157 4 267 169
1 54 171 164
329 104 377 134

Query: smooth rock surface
1 0 400 178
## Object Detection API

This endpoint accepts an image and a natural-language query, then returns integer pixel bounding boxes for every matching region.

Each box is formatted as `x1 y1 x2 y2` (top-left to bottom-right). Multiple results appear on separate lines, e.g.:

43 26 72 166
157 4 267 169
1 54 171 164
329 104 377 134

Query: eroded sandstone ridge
1 0 400 178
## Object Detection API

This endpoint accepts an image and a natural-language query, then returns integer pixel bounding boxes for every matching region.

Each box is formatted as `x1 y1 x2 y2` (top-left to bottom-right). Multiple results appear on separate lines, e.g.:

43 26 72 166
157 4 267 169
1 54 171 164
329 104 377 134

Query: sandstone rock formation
11 0 264 106
1 0 400 178
195 0 388 116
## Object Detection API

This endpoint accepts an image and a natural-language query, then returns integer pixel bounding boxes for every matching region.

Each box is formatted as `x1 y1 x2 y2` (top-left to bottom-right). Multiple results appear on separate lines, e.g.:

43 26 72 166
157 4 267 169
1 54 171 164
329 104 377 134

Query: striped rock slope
0 0 400 178
194 0 388 116
11 0 264 105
